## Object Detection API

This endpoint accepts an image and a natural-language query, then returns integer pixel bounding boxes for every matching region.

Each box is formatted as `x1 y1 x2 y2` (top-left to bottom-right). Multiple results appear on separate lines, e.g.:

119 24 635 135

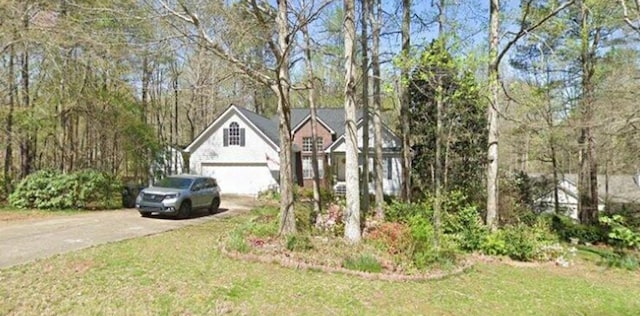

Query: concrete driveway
0 196 257 269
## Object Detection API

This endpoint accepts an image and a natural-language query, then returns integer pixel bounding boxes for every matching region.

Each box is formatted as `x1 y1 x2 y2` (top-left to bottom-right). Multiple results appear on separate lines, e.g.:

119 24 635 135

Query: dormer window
223 122 245 147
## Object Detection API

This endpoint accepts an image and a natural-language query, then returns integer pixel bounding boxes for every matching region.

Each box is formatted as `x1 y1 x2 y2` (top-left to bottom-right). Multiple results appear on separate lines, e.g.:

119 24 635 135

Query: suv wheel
178 201 191 219
209 197 221 214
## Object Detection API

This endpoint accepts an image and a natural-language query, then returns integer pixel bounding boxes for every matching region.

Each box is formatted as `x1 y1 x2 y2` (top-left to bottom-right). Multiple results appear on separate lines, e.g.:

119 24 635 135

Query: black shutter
387 158 392 180
240 128 246 147
223 128 229 146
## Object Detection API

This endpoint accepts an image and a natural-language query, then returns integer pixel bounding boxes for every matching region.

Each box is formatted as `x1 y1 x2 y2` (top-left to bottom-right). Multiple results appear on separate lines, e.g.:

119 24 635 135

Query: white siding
201 163 277 196
330 124 400 153
333 153 402 196
188 111 280 195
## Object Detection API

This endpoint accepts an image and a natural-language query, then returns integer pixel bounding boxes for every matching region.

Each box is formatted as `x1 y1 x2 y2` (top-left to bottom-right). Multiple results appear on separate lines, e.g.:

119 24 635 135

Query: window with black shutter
224 122 245 147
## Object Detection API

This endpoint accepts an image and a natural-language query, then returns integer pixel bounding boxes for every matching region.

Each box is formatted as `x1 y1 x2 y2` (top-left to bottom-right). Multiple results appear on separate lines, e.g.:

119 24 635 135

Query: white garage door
201 163 277 196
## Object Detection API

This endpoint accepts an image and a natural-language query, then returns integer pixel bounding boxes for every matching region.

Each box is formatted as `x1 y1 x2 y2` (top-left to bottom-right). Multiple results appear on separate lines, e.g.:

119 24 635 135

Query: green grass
1 215 639 315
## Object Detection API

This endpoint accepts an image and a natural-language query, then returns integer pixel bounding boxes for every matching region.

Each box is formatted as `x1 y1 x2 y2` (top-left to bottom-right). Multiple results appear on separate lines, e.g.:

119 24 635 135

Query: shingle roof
236 106 280 146
236 106 370 149
289 108 363 136
531 173 640 204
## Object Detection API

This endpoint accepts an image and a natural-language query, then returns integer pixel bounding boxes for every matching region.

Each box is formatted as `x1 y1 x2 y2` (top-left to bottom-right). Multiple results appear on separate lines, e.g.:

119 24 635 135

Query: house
533 173 640 220
184 104 403 196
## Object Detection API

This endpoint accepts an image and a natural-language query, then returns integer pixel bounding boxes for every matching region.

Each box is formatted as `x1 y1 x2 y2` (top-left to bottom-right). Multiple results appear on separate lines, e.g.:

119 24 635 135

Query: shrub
342 254 382 273
551 215 607 244
9 169 121 210
365 222 412 256
295 203 314 234
600 215 640 251
502 225 538 261
286 235 314 252
298 187 334 207
480 231 508 256
412 237 459 269
481 220 558 261
315 202 344 236
385 200 430 224
444 204 487 251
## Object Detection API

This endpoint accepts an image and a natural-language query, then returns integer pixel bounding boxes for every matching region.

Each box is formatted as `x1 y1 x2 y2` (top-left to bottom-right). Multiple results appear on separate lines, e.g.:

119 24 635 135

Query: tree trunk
433 82 445 251
301 18 322 216
577 0 598 224
4 39 15 193
486 0 500 229
400 0 412 202
276 0 296 235
551 141 560 214
172 62 179 175
432 0 447 252
360 0 370 215
371 0 384 219
343 0 361 243
19 26 34 179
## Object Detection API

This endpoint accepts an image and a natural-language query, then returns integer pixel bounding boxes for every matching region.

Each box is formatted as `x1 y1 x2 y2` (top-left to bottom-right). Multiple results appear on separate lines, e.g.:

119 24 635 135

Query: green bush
444 204 487 251
385 200 430 224
600 215 640 251
285 235 313 252
9 170 122 210
551 215 607 244
298 186 334 207
480 231 508 256
412 237 459 269
480 219 558 261
342 254 383 273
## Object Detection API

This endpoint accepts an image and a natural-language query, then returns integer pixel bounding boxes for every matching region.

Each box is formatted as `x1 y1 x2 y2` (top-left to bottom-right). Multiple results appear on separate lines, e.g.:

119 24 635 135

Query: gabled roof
184 104 279 153
286 108 363 137
325 116 402 153
186 105 394 154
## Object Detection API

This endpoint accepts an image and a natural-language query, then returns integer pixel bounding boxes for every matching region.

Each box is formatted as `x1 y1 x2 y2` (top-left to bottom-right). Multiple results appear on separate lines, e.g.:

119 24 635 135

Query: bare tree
370 0 384 218
360 0 370 214
343 0 361 243
486 0 574 228
298 0 324 216
400 0 412 202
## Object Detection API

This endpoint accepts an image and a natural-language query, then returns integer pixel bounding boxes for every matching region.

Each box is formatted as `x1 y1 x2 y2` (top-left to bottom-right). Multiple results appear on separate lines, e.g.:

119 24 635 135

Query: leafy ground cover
1 208 639 315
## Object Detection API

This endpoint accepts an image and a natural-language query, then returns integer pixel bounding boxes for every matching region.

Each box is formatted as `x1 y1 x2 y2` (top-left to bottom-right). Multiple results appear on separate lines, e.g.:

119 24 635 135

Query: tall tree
370 0 384 218
343 0 361 243
298 0 327 217
400 0 412 202
360 0 370 214
485 0 574 228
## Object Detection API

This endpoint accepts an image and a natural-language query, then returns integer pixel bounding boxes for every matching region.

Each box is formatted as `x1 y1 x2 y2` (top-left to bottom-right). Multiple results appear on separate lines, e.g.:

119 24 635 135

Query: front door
335 154 346 182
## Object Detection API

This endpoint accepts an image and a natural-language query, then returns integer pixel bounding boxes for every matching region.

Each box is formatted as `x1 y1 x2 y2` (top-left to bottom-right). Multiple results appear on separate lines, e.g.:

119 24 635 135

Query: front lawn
1 211 639 315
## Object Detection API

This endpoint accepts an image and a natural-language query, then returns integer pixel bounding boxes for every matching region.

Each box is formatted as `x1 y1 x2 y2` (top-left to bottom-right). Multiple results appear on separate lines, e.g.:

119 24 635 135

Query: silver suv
136 175 221 218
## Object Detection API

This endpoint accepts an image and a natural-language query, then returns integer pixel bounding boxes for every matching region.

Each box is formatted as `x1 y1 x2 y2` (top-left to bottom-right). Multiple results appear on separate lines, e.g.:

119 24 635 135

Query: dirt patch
0 211 57 223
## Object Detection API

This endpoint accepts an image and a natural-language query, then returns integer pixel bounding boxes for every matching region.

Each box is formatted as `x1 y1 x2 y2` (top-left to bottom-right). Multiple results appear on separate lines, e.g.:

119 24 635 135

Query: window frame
302 156 324 179
228 122 241 146
302 137 323 152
